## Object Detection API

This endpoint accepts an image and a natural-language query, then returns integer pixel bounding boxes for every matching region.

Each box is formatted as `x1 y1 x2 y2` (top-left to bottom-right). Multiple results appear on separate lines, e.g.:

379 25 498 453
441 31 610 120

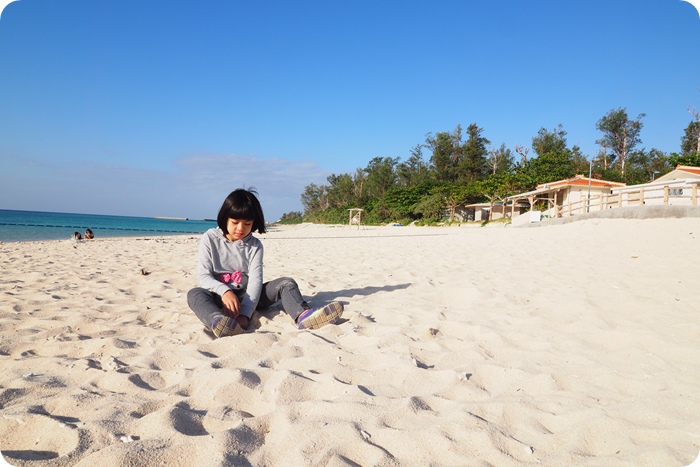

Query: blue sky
1 0 699 221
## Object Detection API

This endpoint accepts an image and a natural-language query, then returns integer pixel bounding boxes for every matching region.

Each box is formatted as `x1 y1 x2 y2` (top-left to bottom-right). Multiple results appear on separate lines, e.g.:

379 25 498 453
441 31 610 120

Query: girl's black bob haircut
217 188 266 234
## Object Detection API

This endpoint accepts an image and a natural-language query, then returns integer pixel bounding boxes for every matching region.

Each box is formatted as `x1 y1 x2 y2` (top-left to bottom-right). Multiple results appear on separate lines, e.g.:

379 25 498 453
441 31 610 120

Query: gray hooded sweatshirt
197 227 263 318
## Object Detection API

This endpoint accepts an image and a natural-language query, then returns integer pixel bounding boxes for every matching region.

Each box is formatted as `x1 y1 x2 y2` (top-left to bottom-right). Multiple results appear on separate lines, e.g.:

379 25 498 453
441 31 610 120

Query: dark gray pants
187 276 308 329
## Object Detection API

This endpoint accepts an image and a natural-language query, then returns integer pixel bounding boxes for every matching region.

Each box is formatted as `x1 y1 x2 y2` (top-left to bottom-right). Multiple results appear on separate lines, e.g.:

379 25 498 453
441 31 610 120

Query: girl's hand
221 290 240 316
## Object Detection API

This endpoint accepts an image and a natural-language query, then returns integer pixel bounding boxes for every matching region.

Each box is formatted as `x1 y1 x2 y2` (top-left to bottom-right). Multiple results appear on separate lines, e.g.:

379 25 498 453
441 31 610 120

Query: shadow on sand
311 282 412 303
251 282 412 330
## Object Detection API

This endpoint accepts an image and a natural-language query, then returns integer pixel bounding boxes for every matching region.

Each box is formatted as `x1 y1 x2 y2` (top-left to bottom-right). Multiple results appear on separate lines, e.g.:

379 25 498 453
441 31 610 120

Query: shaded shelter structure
463 201 529 222
348 208 363 229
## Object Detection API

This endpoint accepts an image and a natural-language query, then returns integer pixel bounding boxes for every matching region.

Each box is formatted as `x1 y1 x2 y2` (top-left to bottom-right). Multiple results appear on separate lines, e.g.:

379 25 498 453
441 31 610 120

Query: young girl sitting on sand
187 188 344 338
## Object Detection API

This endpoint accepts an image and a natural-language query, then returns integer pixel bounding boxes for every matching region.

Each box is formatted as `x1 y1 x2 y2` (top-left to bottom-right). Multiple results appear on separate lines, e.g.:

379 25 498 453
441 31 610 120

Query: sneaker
210 315 245 338
297 302 344 330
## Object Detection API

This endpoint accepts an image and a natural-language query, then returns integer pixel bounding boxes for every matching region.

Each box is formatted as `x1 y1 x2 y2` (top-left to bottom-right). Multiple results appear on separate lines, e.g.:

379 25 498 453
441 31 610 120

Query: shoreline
0 211 216 244
4 203 700 243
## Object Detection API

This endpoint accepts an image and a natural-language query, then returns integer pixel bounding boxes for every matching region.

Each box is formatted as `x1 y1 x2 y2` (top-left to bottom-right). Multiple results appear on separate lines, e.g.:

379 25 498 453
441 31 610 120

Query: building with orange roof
460 165 700 224
501 165 700 224
504 175 626 223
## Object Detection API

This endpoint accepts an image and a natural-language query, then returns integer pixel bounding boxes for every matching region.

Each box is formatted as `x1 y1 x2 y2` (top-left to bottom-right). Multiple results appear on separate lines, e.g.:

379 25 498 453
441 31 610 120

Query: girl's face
226 218 253 241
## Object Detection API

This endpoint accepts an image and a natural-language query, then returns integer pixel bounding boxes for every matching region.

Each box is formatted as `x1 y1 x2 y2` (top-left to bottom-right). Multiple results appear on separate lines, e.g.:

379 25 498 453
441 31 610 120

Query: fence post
664 186 669 205
693 185 698 206
639 188 644 205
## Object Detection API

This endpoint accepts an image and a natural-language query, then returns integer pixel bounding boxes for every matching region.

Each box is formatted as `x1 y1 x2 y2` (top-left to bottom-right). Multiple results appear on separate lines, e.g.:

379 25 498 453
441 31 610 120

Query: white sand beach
1 219 699 466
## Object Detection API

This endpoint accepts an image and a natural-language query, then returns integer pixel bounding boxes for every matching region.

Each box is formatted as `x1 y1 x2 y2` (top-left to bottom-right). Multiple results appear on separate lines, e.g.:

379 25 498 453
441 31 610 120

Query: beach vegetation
481 217 511 227
385 180 440 210
487 143 515 175
397 144 431 186
277 211 304 224
301 207 348 225
595 108 646 177
414 217 440 226
363 156 400 200
412 192 444 220
669 151 700 168
425 124 491 183
671 115 700 167
296 108 697 225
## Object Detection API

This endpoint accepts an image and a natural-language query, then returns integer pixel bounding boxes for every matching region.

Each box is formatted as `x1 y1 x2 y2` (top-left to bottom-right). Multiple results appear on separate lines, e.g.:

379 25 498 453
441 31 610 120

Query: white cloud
0 153 330 221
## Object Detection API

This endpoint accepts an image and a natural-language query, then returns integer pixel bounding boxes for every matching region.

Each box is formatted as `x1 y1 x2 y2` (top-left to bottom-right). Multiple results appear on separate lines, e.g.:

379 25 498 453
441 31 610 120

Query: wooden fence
556 184 699 218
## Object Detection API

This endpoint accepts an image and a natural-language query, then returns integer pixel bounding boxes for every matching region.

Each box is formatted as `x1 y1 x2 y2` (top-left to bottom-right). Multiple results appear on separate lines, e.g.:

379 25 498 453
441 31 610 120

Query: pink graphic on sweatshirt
220 270 243 285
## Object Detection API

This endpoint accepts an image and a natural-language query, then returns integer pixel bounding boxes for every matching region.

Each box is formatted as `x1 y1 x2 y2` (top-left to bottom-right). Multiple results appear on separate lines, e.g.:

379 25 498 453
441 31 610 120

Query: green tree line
281 107 700 225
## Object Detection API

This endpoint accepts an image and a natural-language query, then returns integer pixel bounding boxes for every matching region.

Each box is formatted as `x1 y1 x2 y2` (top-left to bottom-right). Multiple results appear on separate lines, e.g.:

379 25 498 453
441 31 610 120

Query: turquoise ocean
0 209 217 243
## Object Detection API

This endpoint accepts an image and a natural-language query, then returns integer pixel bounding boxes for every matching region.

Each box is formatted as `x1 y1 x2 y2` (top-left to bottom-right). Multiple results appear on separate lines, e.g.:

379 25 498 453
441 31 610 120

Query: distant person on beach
72 231 82 240
187 188 344 338
85 228 94 239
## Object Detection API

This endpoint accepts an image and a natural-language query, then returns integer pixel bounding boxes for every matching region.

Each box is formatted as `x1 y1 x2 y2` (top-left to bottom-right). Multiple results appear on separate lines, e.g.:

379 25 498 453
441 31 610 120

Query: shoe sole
298 302 344 330
211 315 245 337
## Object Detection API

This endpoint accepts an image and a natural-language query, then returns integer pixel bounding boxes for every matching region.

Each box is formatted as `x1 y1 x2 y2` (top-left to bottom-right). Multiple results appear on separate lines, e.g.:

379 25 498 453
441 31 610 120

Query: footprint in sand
407 396 433 412
112 338 137 349
202 406 255 433
170 403 209 437
218 422 267 459
0 388 29 410
0 413 84 463
127 372 166 391
236 369 262 389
